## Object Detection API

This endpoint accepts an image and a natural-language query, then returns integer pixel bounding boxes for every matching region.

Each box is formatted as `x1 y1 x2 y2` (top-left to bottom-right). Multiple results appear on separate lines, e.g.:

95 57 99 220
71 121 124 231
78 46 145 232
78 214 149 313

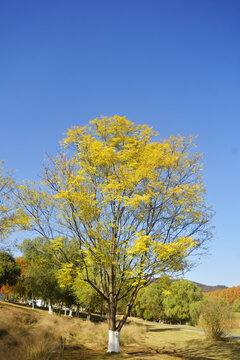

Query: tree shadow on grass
63 344 173 360
63 344 100 360
148 328 181 333
147 325 181 333
173 338 240 360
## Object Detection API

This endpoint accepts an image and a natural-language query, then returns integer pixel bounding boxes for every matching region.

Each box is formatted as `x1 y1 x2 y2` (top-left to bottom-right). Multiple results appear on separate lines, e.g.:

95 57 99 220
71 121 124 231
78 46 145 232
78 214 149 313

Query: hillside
151 278 228 293
205 285 240 304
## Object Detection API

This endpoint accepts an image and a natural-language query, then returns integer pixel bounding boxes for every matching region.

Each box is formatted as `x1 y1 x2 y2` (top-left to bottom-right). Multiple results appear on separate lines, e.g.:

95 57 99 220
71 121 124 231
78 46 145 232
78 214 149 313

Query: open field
0 301 239 360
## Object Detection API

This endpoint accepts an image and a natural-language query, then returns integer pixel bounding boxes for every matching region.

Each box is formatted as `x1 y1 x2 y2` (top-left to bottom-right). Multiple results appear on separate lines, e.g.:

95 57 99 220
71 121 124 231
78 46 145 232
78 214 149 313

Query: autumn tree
16 116 213 352
0 162 28 248
3 257 28 300
205 285 240 305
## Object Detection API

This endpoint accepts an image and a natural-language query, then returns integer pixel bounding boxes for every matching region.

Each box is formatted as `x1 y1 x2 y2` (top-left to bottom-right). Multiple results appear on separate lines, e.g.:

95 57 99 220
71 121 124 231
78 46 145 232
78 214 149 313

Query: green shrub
199 298 233 340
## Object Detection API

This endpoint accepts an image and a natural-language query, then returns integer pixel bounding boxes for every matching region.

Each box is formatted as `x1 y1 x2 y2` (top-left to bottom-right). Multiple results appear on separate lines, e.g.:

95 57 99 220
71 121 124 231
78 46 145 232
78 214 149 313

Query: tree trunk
107 301 120 353
31 293 34 310
107 330 120 353
86 306 91 320
48 299 53 315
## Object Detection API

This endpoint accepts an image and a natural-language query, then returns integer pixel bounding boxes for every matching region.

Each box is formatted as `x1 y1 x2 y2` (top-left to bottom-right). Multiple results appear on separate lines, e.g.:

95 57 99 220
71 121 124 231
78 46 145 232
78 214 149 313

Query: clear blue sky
0 0 239 287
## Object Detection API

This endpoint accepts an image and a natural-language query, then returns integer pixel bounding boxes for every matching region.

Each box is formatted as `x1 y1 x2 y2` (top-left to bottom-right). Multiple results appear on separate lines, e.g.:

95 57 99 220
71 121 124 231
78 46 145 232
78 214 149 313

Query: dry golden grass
0 303 60 360
0 302 147 359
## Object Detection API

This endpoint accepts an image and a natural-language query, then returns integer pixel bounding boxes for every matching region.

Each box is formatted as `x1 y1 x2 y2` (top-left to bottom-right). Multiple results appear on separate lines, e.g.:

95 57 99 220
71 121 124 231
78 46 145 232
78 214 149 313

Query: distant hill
193 282 228 293
151 278 228 293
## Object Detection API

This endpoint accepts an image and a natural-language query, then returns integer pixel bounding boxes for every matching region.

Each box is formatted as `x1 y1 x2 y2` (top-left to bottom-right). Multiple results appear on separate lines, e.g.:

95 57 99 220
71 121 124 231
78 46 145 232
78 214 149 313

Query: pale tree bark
107 330 120 353
31 294 34 310
48 299 54 315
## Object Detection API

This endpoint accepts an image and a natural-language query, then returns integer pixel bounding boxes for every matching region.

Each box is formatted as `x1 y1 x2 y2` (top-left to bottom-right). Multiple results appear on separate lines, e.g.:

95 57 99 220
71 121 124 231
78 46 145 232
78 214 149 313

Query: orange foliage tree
205 285 240 305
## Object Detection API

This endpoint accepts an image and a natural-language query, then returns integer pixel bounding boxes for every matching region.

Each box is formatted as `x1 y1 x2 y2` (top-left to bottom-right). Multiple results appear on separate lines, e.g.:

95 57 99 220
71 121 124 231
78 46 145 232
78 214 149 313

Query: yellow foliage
0 163 32 237
57 263 75 287
17 116 213 296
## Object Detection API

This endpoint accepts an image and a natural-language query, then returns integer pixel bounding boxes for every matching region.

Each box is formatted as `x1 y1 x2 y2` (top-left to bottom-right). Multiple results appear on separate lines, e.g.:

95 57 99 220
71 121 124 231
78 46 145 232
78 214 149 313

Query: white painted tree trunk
69 309 72 317
48 304 53 315
32 301 34 310
107 330 120 353
64 308 67 316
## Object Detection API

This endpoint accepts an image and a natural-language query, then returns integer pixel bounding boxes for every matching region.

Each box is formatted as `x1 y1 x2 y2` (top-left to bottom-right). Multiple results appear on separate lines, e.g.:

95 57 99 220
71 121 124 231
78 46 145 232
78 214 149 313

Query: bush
199 298 233 340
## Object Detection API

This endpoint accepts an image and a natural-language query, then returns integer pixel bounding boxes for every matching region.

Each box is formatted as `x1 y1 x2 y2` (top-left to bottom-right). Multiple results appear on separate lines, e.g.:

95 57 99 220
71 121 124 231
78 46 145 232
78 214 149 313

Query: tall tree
0 251 21 287
163 279 203 323
20 237 75 311
133 276 171 321
16 116 213 352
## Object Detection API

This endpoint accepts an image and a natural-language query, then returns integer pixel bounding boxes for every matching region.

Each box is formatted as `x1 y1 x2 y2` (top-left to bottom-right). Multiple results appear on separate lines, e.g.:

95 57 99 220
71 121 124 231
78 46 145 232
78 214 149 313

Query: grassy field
0 301 239 360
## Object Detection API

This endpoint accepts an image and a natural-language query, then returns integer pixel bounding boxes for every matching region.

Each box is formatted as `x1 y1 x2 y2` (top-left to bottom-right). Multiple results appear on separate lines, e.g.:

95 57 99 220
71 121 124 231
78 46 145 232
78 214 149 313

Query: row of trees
0 116 214 352
134 278 234 340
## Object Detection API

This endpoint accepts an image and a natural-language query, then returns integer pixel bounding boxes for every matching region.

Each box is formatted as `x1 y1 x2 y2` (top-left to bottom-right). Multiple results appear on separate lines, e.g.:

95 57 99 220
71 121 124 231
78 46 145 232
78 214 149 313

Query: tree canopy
134 276 171 321
0 251 21 287
163 279 203 323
